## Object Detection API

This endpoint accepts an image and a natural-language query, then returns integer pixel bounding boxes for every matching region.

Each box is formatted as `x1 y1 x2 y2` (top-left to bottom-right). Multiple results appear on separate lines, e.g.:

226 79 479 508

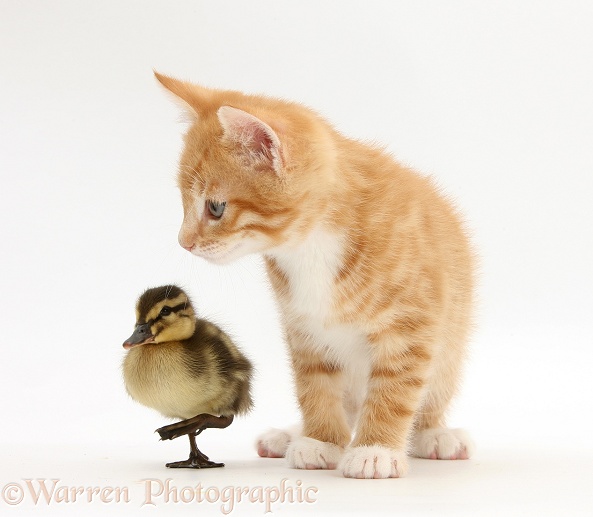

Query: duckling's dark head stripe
136 285 193 323
146 302 190 326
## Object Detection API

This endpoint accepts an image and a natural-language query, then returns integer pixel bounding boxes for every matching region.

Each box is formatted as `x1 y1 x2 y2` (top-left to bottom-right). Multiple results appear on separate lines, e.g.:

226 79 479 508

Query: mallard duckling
122 285 253 469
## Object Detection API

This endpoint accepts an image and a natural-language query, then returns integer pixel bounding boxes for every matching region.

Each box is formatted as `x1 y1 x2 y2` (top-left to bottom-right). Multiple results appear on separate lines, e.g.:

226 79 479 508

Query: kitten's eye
207 200 226 219
160 306 172 316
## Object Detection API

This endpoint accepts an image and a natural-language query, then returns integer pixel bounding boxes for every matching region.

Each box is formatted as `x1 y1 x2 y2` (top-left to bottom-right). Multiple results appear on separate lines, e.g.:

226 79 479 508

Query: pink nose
178 228 196 252
179 235 195 252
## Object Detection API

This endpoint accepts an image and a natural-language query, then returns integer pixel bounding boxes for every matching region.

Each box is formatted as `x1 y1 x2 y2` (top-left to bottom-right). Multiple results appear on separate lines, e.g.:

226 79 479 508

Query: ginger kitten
155 72 475 479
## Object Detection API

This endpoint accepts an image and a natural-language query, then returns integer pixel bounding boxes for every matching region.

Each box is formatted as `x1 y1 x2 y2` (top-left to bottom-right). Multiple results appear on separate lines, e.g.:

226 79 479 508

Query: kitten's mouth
194 243 241 264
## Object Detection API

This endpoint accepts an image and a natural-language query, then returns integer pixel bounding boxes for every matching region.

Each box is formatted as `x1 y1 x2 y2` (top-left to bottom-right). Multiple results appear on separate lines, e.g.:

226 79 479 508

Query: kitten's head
155 72 335 264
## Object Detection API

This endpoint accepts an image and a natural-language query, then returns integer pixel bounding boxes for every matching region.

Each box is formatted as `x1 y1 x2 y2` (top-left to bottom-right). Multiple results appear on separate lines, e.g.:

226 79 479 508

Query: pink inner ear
243 120 275 157
217 106 281 169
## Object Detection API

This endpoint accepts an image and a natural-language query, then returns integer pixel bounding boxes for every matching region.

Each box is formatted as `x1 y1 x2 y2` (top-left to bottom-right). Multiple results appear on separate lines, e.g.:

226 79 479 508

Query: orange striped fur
156 73 475 478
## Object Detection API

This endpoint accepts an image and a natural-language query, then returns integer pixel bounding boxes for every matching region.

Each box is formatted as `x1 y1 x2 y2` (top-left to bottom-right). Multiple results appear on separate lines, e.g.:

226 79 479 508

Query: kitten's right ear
154 71 211 120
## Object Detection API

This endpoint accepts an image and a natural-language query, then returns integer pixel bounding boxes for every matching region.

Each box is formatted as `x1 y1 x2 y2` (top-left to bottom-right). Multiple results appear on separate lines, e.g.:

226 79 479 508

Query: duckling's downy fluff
122 284 253 468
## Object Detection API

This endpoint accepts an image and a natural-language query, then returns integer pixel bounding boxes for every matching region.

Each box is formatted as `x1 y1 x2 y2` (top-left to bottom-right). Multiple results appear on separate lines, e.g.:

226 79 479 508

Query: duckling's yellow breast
122 342 219 420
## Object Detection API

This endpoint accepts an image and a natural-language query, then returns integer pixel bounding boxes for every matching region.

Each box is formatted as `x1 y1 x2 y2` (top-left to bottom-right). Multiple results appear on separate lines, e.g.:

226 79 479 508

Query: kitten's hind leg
411 427 474 460
256 424 301 458
411 397 474 460
411 341 475 460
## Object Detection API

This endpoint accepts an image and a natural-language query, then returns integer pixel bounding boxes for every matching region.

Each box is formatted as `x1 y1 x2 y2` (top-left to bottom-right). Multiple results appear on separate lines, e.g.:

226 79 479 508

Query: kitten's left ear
217 106 283 174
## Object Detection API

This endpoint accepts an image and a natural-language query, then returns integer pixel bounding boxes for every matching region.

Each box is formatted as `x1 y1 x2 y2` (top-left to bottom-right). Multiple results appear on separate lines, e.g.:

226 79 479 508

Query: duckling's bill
123 323 155 349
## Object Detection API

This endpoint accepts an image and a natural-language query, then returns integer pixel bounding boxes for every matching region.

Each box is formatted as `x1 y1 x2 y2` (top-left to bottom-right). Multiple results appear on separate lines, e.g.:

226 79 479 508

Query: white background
1 1 592 515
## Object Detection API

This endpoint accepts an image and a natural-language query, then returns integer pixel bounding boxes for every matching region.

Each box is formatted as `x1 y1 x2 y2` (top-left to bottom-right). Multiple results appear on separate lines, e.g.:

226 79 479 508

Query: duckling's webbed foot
156 414 234 441
165 453 224 469
165 432 224 469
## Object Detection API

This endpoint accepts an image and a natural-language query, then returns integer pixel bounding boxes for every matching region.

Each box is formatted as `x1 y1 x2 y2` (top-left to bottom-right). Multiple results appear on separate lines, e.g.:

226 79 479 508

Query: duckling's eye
207 200 226 219
160 306 172 317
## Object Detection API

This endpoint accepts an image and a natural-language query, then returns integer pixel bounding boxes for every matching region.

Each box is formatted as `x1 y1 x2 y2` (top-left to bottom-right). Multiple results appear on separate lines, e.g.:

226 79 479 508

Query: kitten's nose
178 234 195 252
179 223 198 252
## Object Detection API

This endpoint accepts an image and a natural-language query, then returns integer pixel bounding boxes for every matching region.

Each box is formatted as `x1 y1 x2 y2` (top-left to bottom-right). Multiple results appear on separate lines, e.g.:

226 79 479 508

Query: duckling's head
123 285 196 349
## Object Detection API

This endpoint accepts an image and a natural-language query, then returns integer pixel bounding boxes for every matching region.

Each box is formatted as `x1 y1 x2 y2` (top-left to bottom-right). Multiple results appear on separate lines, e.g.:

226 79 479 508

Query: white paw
256 425 301 458
339 445 408 479
412 428 475 460
286 436 343 470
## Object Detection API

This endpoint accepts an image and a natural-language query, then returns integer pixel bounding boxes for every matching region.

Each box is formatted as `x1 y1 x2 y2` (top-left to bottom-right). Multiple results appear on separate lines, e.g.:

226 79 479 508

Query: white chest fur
268 228 369 370
272 228 344 322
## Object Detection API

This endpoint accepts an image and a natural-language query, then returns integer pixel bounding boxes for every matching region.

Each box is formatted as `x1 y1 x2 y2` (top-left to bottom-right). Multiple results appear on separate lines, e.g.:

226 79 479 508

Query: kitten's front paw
412 428 475 460
339 445 408 479
286 437 343 470
256 425 300 458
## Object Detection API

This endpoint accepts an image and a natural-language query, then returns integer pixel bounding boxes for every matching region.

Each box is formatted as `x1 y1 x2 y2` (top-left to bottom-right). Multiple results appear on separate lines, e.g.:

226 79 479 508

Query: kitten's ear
217 106 283 174
154 71 211 120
